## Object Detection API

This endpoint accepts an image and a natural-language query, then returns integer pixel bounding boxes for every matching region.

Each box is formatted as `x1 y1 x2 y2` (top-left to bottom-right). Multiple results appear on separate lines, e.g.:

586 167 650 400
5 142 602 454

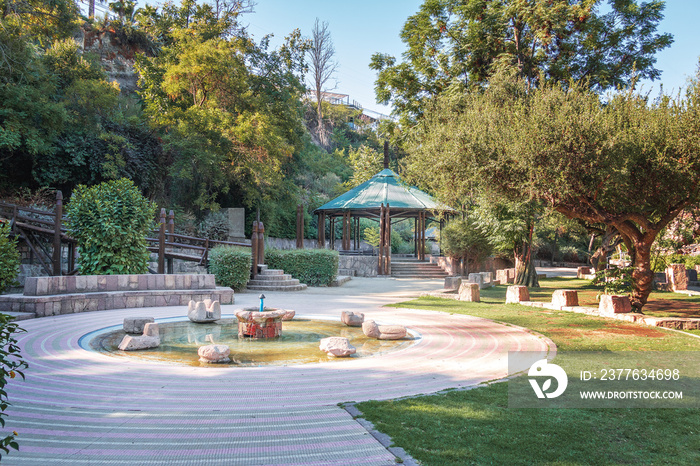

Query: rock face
319 337 356 357
118 322 160 351
188 299 222 323
551 290 579 308
198 344 231 363
505 285 530 304
123 317 154 334
666 264 689 291
599 295 632 315
341 311 364 327
458 283 480 302
362 320 407 340
444 276 462 290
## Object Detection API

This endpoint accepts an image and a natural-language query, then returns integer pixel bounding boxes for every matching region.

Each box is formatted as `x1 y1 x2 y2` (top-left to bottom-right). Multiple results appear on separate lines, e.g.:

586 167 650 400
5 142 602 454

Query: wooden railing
0 198 261 276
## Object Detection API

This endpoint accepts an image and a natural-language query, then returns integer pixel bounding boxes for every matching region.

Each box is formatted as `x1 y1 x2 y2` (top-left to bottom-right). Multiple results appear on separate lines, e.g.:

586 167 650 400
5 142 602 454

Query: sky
243 0 700 115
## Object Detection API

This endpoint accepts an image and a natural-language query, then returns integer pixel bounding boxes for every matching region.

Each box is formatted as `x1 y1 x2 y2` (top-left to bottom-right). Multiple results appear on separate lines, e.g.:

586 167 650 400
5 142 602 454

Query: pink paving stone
598 294 632 315
506 285 529 304
551 290 579 308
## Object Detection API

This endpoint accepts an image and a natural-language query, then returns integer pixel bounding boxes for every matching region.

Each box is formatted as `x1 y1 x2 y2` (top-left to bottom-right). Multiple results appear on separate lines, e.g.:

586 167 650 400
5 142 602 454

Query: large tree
307 18 338 150
371 0 672 126
407 73 700 310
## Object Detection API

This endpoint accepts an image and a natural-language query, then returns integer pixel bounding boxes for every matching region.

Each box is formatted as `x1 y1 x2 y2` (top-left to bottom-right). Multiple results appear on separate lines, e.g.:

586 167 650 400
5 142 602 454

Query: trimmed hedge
265 249 338 286
209 246 252 291
0 222 20 294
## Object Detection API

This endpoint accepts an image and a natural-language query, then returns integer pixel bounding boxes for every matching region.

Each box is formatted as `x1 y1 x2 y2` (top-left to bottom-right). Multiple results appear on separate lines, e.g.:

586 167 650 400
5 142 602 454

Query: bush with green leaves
209 246 252 290
0 313 27 459
66 179 156 275
265 249 338 286
441 218 493 273
592 267 635 298
0 223 20 294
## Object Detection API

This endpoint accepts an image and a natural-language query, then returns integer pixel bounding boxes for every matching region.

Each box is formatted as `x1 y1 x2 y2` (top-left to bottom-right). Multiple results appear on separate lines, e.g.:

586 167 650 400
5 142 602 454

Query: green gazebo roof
314 169 455 216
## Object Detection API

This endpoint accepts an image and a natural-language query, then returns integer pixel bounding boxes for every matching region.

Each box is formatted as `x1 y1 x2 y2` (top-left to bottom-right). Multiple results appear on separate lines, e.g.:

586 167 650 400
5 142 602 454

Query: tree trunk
515 218 539 287
629 239 654 311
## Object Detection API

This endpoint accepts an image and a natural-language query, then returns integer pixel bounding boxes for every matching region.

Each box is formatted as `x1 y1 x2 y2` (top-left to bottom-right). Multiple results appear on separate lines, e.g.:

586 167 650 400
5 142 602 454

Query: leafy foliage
441 217 493 273
265 249 338 286
0 313 27 459
372 0 673 125
208 246 251 291
407 71 700 309
66 179 156 275
592 266 635 297
0 223 20 293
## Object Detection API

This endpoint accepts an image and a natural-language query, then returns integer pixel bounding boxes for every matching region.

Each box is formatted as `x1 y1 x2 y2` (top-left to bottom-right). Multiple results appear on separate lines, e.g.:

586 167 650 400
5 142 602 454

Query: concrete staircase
390 259 448 279
246 266 308 291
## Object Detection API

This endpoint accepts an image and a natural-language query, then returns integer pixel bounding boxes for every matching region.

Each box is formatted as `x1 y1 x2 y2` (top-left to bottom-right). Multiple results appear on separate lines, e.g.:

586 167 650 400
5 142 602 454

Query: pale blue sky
244 0 700 114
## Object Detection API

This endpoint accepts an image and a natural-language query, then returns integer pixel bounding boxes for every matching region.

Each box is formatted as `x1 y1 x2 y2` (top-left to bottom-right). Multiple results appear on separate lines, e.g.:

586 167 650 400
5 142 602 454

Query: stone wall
338 256 377 277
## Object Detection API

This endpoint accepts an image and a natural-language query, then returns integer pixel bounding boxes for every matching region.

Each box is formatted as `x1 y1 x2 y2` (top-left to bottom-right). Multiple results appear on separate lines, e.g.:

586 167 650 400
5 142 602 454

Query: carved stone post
251 220 259 278
257 221 265 267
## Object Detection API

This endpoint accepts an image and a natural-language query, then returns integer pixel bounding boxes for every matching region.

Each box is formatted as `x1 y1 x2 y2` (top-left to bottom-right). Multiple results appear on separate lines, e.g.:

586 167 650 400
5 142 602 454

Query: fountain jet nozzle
259 294 265 312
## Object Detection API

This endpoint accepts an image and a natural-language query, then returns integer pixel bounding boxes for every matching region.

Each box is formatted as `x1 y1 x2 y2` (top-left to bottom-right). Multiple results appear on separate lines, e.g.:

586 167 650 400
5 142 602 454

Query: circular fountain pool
81 316 418 367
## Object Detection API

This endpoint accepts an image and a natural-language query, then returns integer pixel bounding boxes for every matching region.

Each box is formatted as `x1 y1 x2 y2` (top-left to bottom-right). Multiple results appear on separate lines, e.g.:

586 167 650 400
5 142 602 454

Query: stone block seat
0 274 234 318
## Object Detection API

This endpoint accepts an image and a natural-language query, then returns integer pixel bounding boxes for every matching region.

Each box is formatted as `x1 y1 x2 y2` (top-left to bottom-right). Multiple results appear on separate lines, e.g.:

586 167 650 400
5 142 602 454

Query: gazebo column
342 211 350 251
378 204 385 275
384 204 391 275
414 217 418 258
330 216 336 250
317 212 326 249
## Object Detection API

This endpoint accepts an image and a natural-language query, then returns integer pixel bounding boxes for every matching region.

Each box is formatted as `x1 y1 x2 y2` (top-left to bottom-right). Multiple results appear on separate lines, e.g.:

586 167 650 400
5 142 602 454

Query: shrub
0 313 27 459
441 218 493 271
0 222 20 294
265 249 338 286
652 253 700 272
66 178 156 275
592 266 635 297
209 246 251 290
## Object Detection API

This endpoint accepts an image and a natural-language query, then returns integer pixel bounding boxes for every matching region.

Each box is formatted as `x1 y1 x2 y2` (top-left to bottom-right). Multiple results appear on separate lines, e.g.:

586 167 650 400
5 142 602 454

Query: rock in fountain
123 317 154 334
118 322 161 350
198 344 231 363
319 337 356 357
341 311 364 327
362 320 407 340
235 309 286 339
187 299 221 323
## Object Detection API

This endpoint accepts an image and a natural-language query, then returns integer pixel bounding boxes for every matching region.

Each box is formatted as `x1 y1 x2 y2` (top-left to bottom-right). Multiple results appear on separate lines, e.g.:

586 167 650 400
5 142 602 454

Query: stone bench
0 274 233 318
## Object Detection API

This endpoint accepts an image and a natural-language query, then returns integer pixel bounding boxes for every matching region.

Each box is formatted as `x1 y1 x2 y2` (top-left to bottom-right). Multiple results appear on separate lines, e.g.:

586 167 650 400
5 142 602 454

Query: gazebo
314 165 457 274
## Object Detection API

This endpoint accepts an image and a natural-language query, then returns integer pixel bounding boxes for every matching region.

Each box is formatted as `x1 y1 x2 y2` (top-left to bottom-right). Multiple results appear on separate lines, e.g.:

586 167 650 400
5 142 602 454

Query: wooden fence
0 195 262 277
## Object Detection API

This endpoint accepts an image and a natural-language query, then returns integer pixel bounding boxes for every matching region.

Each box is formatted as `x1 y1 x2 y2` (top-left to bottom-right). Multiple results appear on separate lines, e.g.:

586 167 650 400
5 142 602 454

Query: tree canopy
406 72 700 309
371 0 673 125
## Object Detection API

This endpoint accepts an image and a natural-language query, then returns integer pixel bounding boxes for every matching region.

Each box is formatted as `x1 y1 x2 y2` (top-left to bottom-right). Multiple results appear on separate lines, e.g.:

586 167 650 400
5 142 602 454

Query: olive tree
407 73 700 310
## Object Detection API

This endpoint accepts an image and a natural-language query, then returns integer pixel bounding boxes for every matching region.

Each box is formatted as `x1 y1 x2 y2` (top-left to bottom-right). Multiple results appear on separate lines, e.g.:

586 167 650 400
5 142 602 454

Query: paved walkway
2 278 553 465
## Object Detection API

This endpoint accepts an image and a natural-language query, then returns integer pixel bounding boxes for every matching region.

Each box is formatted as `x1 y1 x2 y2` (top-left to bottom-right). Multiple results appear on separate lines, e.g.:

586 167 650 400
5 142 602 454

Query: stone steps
246 267 307 291
390 261 448 279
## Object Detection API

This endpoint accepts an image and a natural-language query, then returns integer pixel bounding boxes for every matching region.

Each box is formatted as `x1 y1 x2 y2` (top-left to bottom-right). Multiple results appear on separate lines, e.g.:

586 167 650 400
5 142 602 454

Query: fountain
235 294 290 339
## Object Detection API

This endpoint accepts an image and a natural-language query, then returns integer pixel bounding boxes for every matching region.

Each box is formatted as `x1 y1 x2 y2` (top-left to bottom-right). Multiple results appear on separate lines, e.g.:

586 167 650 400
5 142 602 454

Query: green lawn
355 293 700 465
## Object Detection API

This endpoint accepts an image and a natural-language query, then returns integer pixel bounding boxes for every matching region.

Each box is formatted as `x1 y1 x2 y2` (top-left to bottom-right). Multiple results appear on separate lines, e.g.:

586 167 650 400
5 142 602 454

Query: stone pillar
666 264 688 291
552 290 579 309
599 295 632 316
458 283 480 302
506 285 529 304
